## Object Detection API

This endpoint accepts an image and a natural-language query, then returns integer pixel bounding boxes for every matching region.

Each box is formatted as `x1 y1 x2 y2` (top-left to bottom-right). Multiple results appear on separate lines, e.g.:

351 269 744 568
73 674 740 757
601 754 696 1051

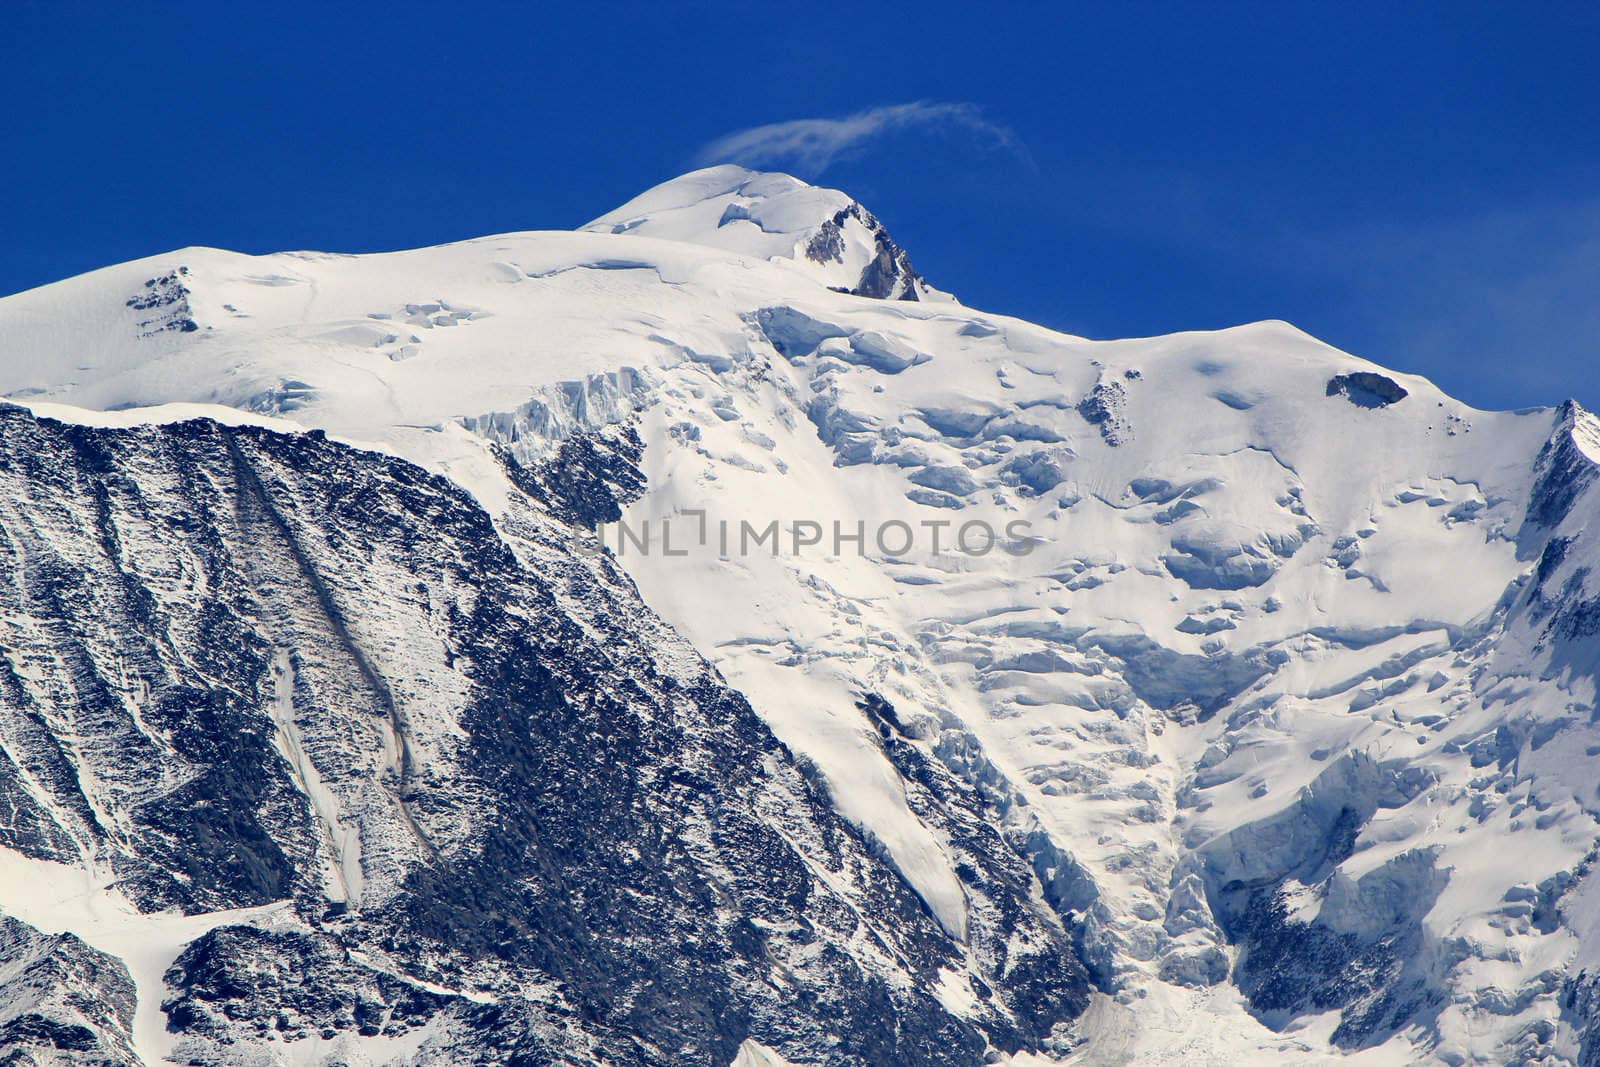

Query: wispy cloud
695 101 1030 177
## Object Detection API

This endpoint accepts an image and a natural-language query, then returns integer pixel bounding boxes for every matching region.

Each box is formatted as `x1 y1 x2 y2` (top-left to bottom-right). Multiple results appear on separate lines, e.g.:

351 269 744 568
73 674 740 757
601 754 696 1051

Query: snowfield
2 164 1599 1065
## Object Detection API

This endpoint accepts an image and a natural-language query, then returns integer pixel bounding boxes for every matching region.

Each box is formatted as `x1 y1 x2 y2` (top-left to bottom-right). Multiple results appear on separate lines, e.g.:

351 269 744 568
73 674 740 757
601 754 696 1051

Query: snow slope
1 165 1597 1065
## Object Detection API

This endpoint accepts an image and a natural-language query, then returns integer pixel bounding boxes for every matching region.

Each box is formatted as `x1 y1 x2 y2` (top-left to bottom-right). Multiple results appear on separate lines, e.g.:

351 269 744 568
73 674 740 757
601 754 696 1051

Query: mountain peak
584 165 944 301
1562 398 1600 463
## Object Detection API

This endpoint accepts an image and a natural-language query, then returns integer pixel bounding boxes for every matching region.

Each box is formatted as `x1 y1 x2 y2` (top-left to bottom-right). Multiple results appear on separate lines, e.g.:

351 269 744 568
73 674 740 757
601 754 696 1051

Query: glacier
0 163 1597 1064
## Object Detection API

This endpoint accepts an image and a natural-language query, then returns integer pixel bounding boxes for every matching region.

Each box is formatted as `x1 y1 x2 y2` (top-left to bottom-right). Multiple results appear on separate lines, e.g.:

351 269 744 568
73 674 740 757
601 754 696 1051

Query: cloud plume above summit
695 101 1030 177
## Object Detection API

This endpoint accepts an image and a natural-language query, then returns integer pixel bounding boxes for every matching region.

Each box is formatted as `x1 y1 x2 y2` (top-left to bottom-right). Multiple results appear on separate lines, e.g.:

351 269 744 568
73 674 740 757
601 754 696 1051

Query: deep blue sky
4 3 1597 410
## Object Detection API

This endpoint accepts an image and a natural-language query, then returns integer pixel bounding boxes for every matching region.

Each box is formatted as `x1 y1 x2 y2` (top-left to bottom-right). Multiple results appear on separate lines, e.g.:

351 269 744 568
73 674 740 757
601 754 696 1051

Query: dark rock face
1520 409 1600 1065
162 926 461 1048
502 423 646 529
1524 402 1600 537
124 267 199 335
0 405 1090 1064
1220 884 1435 1048
1563 967 1600 1067
805 203 928 300
1076 380 1130 446
855 694 1092 1046
1505 402 1600 734
1325 372 1408 408
0 916 139 1066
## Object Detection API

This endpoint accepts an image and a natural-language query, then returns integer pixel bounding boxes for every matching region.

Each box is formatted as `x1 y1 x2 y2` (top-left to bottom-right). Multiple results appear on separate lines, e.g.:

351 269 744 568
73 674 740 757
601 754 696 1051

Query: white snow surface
1 167 1595 1065
585 166 855 261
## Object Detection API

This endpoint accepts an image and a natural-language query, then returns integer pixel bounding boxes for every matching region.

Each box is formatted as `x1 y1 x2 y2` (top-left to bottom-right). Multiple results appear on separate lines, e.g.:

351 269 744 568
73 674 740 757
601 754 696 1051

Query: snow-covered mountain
0 164 1597 1065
